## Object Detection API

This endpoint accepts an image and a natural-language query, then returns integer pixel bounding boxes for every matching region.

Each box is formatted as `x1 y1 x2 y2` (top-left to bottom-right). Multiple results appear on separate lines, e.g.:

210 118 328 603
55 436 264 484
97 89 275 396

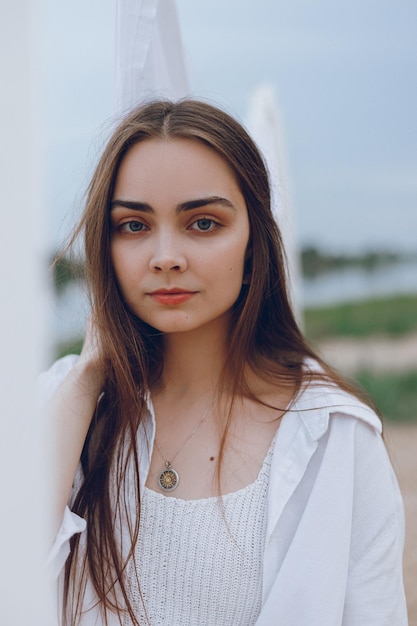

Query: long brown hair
63 99 372 625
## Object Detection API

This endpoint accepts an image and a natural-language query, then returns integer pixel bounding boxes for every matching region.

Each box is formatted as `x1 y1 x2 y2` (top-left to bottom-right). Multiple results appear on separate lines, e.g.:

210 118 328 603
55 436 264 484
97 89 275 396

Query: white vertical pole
246 85 303 324
115 0 189 115
0 1 52 624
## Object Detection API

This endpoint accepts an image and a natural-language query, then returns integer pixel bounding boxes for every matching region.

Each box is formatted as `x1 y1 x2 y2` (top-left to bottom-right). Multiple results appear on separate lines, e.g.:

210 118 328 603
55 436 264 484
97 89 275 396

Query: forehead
113 138 243 205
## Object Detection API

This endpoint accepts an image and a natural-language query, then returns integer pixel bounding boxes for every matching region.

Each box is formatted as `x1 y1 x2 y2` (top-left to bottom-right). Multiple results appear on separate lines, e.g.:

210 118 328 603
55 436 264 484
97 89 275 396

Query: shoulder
288 369 403 520
291 361 381 442
37 354 79 408
277 369 403 525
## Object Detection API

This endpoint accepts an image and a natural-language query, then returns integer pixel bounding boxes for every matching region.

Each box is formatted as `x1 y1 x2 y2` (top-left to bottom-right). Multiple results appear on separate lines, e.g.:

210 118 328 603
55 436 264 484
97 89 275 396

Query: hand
79 316 101 365
75 315 106 392
46 315 106 536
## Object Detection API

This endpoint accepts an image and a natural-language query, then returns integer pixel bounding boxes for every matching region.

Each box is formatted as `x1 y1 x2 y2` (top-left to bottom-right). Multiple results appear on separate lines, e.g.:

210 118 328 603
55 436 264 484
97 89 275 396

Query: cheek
229 241 249 274
111 244 141 284
216 228 249 270
220 251 247 291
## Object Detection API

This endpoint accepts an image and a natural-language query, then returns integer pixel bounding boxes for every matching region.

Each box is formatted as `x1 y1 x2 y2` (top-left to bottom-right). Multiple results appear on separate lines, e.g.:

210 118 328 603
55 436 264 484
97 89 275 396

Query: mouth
147 288 197 305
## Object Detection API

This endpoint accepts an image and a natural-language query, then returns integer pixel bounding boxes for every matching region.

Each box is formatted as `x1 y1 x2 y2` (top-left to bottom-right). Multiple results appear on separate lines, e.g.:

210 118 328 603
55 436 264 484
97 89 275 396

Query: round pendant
158 466 179 492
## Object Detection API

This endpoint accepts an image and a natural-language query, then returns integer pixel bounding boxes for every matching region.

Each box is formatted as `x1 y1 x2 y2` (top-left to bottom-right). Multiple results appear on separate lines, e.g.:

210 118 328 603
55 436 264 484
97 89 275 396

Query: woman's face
110 138 250 336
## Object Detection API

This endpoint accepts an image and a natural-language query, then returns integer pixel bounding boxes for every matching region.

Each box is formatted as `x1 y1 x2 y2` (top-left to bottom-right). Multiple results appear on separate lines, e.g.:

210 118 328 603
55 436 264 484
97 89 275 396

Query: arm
342 423 408 625
45 319 105 539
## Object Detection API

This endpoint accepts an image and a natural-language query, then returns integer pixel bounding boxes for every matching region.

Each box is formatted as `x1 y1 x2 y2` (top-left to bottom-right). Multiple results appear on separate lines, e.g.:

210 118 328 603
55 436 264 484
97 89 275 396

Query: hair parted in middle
81 99 309 387
64 98 368 626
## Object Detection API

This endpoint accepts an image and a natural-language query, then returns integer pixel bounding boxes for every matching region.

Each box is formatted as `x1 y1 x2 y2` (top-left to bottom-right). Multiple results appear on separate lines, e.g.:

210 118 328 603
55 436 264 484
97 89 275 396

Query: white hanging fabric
114 0 189 115
246 85 303 323
0 0 53 623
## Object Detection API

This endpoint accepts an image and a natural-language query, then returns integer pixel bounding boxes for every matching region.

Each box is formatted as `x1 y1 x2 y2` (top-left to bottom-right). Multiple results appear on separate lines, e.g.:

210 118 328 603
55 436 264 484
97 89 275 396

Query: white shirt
125 447 272 626
40 355 408 625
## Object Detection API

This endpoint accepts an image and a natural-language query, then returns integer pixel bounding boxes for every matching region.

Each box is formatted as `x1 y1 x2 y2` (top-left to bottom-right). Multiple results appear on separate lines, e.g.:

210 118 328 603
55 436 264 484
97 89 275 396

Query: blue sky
40 0 417 253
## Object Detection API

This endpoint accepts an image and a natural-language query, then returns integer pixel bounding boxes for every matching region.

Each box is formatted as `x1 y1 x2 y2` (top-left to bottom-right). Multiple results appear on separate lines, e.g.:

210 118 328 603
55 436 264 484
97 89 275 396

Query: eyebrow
110 196 236 214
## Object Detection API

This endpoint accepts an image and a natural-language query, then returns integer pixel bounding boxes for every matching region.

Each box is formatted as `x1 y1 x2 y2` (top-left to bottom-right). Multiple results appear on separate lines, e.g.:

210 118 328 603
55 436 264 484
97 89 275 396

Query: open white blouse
40 355 408 625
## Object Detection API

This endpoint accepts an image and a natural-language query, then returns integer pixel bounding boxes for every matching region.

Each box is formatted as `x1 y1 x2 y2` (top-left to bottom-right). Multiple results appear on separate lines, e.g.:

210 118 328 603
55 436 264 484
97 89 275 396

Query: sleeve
47 506 86 580
342 420 408 625
38 355 88 580
37 354 80 408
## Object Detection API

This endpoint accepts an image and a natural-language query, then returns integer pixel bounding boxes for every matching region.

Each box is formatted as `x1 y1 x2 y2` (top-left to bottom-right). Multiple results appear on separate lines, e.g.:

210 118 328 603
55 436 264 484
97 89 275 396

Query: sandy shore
316 332 417 374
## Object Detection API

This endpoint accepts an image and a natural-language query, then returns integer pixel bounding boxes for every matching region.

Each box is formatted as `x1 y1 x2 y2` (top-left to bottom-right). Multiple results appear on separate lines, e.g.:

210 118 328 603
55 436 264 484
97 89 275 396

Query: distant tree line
301 246 414 278
51 246 416 290
51 254 85 293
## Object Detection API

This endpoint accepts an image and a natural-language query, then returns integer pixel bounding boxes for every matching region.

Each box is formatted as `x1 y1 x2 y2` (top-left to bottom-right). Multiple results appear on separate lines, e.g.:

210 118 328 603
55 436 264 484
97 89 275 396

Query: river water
301 259 417 308
51 260 417 345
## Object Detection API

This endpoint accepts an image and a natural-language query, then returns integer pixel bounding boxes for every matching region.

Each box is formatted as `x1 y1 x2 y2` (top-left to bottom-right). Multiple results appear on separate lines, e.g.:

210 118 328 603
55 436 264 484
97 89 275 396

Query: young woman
41 100 407 625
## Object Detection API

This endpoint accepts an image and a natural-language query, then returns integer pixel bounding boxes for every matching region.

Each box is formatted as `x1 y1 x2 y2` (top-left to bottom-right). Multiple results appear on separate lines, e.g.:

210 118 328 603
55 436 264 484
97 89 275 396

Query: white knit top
124 439 274 626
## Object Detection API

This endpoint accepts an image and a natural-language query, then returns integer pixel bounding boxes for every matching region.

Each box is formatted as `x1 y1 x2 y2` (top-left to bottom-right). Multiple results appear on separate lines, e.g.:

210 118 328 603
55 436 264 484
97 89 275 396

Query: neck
155 318 231 402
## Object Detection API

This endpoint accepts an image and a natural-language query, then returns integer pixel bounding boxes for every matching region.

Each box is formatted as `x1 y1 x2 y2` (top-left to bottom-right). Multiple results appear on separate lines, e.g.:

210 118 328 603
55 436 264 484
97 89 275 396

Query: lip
147 288 197 305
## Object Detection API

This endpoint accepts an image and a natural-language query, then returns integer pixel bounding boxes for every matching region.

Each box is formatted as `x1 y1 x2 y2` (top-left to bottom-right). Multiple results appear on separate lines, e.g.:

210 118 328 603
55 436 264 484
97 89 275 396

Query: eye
189 218 219 232
119 220 148 233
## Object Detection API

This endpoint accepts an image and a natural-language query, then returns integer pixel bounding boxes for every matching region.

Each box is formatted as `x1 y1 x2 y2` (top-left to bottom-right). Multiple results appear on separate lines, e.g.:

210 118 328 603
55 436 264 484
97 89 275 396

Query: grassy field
56 338 83 360
356 370 417 422
304 293 417 422
56 294 417 422
304 294 417 340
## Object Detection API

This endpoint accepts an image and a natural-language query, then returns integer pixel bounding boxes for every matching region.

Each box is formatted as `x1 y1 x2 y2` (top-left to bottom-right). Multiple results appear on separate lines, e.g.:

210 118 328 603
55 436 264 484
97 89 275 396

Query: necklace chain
155 405 210 492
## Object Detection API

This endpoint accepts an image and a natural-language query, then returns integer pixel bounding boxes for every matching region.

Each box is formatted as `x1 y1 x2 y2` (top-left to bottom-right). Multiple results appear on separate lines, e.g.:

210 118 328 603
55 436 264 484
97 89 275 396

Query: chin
137 317 198 335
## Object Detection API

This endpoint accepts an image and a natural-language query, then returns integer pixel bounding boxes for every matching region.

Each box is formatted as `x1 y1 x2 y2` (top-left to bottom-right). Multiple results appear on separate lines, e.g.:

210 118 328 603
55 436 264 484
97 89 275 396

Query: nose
149 232 188 273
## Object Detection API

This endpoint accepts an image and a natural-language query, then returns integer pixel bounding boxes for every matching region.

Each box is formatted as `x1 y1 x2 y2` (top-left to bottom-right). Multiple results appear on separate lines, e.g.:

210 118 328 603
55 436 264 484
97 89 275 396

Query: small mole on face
209 456 215 461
